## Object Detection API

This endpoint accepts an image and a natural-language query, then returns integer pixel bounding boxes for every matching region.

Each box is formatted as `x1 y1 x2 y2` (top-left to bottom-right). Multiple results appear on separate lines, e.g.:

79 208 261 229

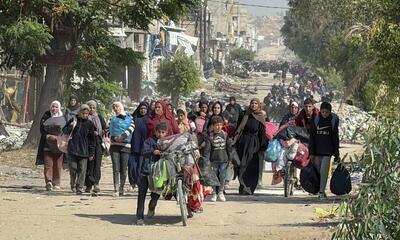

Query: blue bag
265 139 282 162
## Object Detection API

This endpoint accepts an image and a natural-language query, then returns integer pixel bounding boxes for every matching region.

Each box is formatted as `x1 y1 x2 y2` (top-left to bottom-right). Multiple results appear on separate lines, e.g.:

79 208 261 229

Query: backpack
293 143 310 169
330 164 352 195
300 162 320 194
314 113 338 129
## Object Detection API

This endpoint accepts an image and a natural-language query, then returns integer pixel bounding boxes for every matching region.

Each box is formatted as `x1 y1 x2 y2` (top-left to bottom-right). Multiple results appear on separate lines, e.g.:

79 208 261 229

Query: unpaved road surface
0 144 363 240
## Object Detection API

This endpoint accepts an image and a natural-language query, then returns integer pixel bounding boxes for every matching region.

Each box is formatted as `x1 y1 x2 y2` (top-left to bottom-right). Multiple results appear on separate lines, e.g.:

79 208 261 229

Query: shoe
93 185 100 193
119 186 124 196
76 190 83 195
210 193 217 202
85 187 92 193
136 219 145 225
45 182 53 191
218 192 226 202
112 191 119 197
129 185 135 192
147 209 155 218
318 192 327 200
70 186 76 193
53 185 61 191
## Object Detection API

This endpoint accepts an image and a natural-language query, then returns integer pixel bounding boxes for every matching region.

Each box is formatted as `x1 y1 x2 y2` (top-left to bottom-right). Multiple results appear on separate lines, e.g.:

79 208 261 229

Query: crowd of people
36 85 341 224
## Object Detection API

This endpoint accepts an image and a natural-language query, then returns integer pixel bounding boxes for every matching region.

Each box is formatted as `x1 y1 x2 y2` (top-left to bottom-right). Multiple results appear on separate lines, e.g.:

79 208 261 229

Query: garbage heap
331 101 372 143
0 125 29 152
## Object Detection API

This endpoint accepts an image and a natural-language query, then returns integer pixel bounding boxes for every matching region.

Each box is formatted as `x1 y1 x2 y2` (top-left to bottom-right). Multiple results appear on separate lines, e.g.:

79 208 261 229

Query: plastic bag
265 122 279 140
265 139 282 162
197 157 220 187
293 143 310 169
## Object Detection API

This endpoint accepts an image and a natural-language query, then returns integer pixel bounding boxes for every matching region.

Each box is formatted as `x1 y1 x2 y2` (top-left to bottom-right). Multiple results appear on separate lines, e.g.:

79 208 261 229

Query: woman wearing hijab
36 101 66 191
234 98 267 195
109 102 135 197
146 100 179 137
65 95 79 122
84 100 107 194
128 101 150 190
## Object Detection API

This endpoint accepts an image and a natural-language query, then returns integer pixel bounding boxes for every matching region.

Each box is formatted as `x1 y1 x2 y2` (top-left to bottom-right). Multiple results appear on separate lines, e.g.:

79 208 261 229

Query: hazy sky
240 0 289 16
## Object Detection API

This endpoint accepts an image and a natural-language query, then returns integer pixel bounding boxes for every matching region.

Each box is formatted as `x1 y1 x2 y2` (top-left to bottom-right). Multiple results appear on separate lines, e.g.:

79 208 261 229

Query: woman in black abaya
234 98 267 195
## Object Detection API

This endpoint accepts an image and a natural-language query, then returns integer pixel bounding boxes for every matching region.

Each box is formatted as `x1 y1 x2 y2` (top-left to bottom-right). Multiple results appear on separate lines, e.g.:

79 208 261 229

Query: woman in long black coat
234 98 267 195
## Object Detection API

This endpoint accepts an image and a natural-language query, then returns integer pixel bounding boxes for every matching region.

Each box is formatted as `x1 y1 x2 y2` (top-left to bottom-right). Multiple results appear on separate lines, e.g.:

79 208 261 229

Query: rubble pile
331 102 372 143
0 125 29 152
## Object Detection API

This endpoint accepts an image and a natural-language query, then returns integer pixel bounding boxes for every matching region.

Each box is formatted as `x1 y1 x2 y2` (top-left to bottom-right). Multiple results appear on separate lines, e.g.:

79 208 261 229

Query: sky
240 0 289 16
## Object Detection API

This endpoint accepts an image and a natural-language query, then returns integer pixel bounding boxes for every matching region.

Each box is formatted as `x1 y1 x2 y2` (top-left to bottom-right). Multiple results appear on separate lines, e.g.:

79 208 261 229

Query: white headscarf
50 101 63 117
112 101 126 115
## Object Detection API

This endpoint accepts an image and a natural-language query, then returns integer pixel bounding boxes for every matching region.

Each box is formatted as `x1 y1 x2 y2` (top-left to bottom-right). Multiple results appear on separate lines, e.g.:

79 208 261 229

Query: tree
281 0 400 110
157 51 201 107
0 0 200 146
229 48 256 63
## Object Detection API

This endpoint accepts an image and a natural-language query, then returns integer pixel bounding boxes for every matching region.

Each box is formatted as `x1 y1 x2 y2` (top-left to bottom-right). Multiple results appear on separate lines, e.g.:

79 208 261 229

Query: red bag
293 143 310 169
265 122 279 140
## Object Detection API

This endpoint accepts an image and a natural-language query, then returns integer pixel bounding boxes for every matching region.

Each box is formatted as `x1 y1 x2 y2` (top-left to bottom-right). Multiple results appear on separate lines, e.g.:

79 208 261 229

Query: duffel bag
330 164 352 195
300 162 320 194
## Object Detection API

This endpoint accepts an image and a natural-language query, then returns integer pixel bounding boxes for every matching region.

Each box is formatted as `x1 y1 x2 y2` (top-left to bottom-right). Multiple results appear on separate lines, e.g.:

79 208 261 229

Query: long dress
237 115 267 195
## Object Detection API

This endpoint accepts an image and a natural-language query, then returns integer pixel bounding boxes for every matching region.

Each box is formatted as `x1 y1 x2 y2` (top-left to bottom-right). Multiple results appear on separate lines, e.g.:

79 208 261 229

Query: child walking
309 102 340 200
204 116 232 202
135 122 168 225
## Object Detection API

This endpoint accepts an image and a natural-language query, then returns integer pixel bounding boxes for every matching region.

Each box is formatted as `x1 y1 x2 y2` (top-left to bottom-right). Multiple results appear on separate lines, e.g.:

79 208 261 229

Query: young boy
204 116 232 202
135 122 168 225
65 104 95 195
309 102 340 200
295 98 319 131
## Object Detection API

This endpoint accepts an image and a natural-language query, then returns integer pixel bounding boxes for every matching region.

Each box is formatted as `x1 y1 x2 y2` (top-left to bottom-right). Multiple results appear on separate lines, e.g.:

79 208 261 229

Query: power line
208 0 290 10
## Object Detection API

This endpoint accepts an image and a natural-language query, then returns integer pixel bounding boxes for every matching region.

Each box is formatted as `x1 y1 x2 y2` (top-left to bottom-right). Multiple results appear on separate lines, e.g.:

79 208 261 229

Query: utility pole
199 7 203 67
203 0 207 65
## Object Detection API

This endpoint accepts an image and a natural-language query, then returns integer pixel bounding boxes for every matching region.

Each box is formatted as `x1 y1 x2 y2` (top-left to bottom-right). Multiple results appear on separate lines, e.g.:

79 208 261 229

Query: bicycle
160 149 195 226
283 159 296 197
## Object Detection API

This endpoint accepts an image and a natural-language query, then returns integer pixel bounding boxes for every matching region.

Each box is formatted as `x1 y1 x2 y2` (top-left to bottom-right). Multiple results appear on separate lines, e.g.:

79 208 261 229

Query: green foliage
156 52 201 103
281 0 400 109
333 118 400 239
65 76 122 117
0 20 52 72
0 0 200 74
229 48 256 62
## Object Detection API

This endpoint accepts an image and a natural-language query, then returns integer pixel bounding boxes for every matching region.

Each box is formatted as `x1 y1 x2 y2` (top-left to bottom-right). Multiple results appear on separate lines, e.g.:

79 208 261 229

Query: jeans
211 162 228 194
43 151 63 186
110 150 130 192
136 176 160 220
314 156 331 193
69 155 88 191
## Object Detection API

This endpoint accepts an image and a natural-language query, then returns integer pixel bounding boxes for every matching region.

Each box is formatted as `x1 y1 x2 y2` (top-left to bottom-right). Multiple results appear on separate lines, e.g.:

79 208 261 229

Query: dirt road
0 143 362 240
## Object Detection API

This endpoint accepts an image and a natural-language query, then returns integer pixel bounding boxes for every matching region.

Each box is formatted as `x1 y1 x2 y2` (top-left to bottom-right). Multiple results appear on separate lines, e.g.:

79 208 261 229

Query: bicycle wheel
284 161 292 197
289 164 295 196
177 179 188 226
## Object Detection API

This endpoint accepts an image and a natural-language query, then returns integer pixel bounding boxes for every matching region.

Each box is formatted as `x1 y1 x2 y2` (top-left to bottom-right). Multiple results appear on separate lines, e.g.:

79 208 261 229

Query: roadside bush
229 48 256 63
332 118 400 239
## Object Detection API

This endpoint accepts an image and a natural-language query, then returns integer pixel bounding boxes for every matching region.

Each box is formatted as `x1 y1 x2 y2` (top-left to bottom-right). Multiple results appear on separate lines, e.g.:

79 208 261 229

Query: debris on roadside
331 102 372 143
0 124 29 152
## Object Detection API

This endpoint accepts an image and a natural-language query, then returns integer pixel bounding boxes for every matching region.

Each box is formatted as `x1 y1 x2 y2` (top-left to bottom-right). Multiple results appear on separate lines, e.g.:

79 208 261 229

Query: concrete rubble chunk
0 125 29 152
